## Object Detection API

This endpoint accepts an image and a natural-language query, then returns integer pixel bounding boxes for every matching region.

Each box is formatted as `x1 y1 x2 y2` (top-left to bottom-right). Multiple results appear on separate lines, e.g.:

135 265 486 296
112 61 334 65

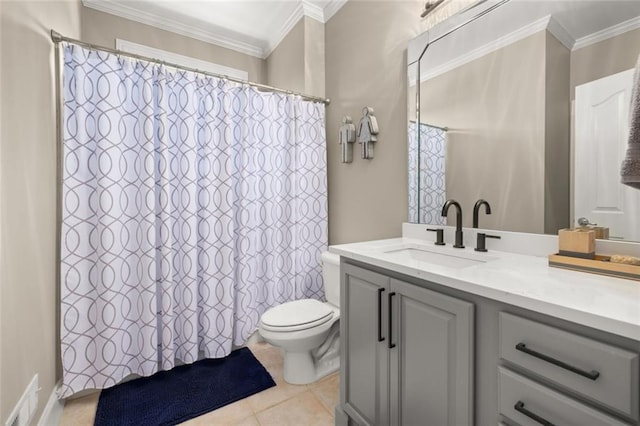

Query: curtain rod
409 120 448 132
50 30 331 105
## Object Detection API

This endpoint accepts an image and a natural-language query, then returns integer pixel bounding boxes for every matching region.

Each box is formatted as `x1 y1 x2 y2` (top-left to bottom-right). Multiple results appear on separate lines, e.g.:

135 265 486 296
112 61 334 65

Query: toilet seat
261 299 334 332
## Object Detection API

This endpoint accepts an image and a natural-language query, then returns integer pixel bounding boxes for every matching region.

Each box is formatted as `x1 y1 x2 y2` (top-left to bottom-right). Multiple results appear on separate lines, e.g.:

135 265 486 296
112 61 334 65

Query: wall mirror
408 0 640 241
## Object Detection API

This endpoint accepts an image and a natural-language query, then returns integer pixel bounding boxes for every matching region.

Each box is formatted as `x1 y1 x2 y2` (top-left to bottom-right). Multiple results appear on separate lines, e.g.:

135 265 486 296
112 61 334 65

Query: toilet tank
321 251 341 307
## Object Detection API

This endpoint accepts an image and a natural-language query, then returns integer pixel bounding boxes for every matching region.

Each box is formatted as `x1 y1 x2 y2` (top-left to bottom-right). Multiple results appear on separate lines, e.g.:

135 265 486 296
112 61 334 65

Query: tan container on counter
558 228 595 259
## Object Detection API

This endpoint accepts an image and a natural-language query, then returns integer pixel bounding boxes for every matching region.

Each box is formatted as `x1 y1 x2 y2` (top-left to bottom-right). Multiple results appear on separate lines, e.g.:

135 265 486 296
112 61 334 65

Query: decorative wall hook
339 115 356 163
358 107 379 159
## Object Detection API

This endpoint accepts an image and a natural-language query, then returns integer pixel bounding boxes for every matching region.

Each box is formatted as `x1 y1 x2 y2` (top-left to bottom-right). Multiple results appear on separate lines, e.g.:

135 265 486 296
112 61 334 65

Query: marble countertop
330 237 640 341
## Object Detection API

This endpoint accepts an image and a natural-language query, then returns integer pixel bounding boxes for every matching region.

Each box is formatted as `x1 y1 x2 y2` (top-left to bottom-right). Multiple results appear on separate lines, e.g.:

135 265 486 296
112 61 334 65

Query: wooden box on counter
558 228 595 259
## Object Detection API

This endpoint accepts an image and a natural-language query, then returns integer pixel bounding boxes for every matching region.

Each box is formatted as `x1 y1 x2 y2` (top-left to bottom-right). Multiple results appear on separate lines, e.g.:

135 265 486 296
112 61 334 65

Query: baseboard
37 381 63 426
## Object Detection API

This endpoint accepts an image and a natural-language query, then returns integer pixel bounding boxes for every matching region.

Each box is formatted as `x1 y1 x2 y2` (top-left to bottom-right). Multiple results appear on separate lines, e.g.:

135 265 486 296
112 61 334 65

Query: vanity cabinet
498 313 639 426
336 258 640 426
498 367 630 426
340 263 474 426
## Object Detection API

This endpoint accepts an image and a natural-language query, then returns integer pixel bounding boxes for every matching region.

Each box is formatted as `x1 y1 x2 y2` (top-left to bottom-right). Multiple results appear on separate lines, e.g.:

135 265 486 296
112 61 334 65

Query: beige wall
81 7 266 83
266 17 325 97
571 27 640 98
266 19 305 92
1 0 81 422
325 1 424 244
419 33 548 233
544 33 570 234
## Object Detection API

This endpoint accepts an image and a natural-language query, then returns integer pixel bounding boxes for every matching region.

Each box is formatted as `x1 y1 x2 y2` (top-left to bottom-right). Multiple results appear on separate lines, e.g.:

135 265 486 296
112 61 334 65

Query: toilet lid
261 299 334 332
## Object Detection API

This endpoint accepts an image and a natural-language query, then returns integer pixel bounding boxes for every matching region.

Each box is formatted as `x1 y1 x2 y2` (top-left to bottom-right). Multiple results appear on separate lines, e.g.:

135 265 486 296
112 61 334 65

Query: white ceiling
82 0 347 58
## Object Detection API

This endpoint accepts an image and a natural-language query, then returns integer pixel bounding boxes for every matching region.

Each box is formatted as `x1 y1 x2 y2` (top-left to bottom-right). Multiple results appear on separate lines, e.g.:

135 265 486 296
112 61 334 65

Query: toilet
258 251 340 385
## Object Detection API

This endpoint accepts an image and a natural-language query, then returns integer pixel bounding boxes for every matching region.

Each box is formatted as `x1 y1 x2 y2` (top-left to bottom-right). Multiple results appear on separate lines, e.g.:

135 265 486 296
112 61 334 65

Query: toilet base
283 350 339 385
283 351 316 384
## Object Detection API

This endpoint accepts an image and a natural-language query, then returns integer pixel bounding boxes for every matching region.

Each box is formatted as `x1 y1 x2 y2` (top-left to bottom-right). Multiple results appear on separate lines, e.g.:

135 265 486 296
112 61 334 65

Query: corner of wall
303 16 325 98
265 17 305 92
544 32 571 234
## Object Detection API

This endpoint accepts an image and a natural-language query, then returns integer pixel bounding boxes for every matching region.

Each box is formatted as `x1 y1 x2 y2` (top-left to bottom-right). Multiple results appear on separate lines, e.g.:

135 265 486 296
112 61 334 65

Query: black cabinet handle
514 401 555 426
515 343 600 380
388 292 396 349
377 288 385 342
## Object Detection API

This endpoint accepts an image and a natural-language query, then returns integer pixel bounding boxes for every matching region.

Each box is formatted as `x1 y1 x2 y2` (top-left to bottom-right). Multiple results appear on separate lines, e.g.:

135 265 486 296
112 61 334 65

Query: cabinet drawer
498 367 630 426
499 312 639 420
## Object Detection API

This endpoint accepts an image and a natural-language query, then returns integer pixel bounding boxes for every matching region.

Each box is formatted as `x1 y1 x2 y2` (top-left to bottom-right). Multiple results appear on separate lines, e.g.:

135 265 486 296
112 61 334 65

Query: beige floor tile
234 415 261 426
248 342 284 370
255 390 333 426
310 372 340 413
244 342 309 412
179 399 254 425
245 371 308 413
59 391 100 426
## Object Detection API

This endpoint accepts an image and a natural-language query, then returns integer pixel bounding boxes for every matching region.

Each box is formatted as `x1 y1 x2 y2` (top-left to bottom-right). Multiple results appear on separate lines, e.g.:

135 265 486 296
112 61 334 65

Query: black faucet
473 199 491 228
441 199 464 248
475 232 501 252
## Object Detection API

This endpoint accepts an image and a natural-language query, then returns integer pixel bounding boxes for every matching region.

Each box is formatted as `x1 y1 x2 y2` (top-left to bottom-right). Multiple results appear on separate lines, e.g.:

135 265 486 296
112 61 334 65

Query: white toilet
258 251 340 385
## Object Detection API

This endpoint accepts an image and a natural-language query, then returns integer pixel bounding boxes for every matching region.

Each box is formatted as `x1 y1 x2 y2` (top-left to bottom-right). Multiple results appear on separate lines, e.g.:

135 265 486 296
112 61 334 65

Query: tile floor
60 342 339 426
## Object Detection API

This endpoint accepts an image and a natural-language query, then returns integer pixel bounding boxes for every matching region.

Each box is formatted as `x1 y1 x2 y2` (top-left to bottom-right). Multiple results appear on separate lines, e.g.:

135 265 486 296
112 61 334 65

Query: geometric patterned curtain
59 44 327 398
408 121 446 224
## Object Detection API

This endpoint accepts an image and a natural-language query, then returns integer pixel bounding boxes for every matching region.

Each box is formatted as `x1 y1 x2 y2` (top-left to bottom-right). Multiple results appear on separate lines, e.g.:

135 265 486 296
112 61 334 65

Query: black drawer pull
388 292 396 349
514 401 555 426
516 343 600 381
377 288 385 342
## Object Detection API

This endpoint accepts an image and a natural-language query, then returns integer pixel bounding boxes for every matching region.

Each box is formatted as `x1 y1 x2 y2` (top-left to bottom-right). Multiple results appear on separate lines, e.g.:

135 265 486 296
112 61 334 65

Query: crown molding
82 0 265 58
302 0 325 23
546 16 575 50
417 15 554 84
265 2 306 58
323 0 349 22
83 0 348 60
264 0 347 58
573 15 640 51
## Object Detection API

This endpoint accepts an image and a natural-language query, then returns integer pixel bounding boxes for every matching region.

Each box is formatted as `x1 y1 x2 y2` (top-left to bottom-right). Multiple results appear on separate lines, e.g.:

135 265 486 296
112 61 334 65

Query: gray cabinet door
341 263 390 426
389 278 474 426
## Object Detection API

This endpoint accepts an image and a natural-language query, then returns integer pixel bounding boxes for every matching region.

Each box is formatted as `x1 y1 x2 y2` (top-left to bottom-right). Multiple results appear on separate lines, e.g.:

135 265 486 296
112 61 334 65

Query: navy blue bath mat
94 347 275 426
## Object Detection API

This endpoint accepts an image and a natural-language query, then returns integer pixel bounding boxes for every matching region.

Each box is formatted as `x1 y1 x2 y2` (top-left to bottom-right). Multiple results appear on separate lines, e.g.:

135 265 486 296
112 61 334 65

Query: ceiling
82 0 348 58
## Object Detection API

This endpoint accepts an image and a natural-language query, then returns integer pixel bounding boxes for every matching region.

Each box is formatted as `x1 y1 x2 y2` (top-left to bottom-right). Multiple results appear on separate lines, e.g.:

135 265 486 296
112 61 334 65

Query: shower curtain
59 44 327 397
408 122 446 223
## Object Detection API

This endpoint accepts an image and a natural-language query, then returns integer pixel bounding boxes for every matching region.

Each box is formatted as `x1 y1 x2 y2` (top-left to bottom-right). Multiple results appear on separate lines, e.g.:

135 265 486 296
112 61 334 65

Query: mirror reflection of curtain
408 122 446 224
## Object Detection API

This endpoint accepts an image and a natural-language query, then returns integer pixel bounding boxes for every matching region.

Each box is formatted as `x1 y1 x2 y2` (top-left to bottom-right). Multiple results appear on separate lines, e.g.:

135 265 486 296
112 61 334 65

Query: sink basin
382 245 495 269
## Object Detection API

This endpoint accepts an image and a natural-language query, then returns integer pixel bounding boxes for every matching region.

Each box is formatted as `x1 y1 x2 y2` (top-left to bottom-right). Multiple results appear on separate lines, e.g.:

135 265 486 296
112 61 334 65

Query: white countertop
330 237 640 341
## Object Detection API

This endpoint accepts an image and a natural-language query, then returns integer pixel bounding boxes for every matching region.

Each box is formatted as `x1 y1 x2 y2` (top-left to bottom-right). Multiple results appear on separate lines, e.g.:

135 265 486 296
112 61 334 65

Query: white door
575 69 639 241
